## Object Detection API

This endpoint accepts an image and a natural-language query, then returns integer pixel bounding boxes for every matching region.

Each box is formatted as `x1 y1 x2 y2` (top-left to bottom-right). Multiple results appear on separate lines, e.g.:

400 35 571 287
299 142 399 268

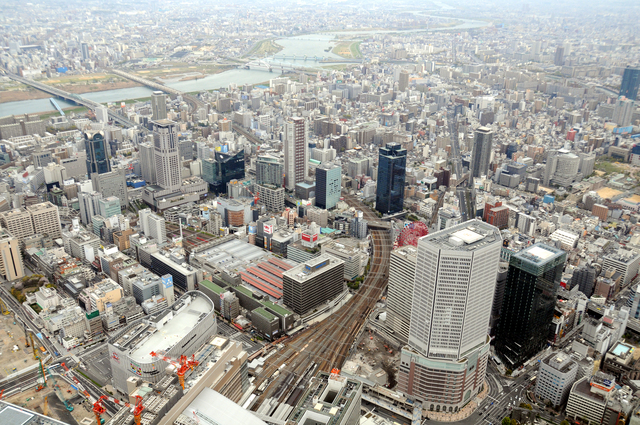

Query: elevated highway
4 71 138 128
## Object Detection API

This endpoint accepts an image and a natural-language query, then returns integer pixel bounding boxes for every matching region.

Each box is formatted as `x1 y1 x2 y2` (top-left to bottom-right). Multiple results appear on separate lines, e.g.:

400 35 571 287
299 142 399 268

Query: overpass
243 59 319 76
108 68 206 111
4 71 138 128
270 54 327 62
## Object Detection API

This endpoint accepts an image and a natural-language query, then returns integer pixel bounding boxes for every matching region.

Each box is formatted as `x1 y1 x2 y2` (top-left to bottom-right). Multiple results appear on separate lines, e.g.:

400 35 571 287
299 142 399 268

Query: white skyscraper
283 117 308 191
139 209 167 244
151 91 167 121
153 120 181 192
398 220 502 412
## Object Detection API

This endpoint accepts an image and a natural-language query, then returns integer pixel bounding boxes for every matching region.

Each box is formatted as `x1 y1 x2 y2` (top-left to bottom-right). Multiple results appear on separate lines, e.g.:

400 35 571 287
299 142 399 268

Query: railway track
251 197 393 412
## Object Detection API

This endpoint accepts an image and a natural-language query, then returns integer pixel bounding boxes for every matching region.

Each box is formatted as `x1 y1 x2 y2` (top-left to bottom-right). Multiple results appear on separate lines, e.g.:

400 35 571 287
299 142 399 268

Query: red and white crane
93 394 144 425
149 351 199 389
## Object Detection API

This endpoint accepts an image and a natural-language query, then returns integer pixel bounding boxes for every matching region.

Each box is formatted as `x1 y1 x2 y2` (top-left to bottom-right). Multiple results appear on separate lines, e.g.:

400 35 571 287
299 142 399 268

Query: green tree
560 421 570 425
502 417 512 425
519 403 533 410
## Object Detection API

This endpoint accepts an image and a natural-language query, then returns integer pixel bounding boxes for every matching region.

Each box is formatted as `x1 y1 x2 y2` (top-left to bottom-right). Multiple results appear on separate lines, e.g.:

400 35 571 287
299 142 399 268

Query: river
0 16 487 117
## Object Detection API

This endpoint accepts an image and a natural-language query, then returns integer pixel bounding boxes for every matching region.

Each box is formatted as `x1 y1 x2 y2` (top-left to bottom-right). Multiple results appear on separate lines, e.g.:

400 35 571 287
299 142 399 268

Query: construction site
342 326 402 389
3 366 105 425
0 312 41 378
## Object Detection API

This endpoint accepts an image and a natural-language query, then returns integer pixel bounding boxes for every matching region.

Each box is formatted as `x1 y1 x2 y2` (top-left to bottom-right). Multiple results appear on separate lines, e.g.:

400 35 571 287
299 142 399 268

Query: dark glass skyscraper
376 143 407 214
84 131 111 177
470 126 493 179
494 243 567 369
202 150 245 194
620 67 640 101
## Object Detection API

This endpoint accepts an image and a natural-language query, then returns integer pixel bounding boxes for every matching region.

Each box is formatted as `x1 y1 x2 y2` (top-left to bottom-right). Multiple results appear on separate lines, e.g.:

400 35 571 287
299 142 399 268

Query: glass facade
376 143 407 214
85 132 111 177
494 243 567 369
316 164 341 210
202 150 245 194
620 67 640 101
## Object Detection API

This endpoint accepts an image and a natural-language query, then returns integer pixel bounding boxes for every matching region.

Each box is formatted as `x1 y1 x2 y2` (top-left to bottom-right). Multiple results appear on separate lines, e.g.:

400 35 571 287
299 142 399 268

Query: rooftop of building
0 401 69 425
512 243 566 265
109 291 214 363
288 370 361 425
543 351 577 373
284 254 343 282
420 219 501 251
572 377 608 405
26 201 56 212
177 387 267 425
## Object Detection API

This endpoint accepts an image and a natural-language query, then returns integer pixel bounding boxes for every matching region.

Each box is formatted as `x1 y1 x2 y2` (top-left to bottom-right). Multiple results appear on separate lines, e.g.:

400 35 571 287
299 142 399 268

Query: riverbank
0 80 142 104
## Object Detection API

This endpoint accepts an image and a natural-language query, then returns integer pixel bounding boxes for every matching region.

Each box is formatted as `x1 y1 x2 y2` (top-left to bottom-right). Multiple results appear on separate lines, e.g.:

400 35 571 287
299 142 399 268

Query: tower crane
93 394 138 425
246 187 260 207
149 351 199 389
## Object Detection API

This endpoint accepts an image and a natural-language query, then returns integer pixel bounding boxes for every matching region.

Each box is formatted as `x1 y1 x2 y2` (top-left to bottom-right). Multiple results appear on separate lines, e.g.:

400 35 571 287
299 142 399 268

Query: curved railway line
251 196 393 412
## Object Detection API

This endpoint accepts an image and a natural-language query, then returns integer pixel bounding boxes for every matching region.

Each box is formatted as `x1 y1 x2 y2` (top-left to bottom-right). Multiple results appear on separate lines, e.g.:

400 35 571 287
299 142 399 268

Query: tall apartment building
385 245 417 344
139 209 167 244
376 143 407 214
284 117 308 191
151 91 168 121
316 163 342 210
256 154 283 187
26 202 62 240
495 243 567 368
398 220 502 412
0 229 25 280
153 119 181 192
256 184 285 212
84 131 111 177
535 351 579 407
470 127 493 179
282 254 344 315
139 142 157 185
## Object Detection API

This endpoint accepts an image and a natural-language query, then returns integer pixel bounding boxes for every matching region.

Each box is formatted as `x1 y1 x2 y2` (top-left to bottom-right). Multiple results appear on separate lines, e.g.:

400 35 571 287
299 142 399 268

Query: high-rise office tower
619 67 640 101
284 117 308 191
139 143 157 185
153 120 181 192
98 196 121 218
85 131 111 177
202 150 245 194
256 154 283 187
282 255 344 315
494 243 567 369
398 220 502 411
151 91 168 121
612 98 635 127
78 191 102 225
376 143 407 214
554 46 565 66
91 168 129 208
0 229 24 280
386 245 417 344
398 69 410 92
470 126 493 179
81 43 90 61
315 163 341 210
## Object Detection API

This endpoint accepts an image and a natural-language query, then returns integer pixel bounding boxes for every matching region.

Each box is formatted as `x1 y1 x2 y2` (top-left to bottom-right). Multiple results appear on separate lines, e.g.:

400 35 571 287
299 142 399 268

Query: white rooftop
528 246 555 260
451 229 484 244
130 296 212 363
180 387 267 425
